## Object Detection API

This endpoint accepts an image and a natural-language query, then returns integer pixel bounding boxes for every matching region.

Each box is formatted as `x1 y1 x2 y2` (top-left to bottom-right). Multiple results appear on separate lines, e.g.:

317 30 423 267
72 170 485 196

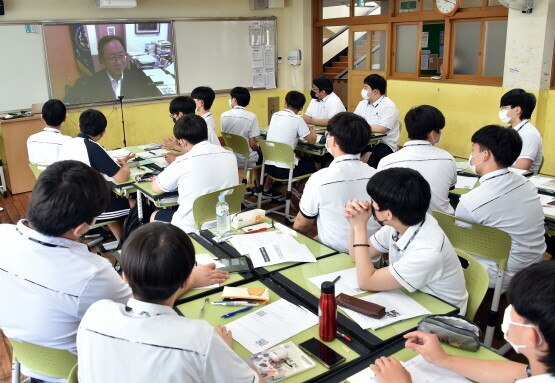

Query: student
191 86 218 133
369 262 555 383
293 112 380 252
344 167 468 314
302 76 346 126
58 109 133 241
354 74 400 168
499 88 543 174
0 160 131 382
455 125 545 291
77 223 262 382
27 99 72 165
378 105 457 215
151 114 239 233
263 91 317 198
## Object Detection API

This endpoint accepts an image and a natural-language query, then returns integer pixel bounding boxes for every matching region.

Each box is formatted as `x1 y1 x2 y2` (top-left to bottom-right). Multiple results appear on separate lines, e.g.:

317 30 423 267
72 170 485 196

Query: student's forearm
305 130 317 144
151 178 164 193
438 357 527 383
292 215 313 235
309 118 329 127
348 224 356 261
370 124 389 133
513 158 532 171
112 167 130 183
352 225 376 290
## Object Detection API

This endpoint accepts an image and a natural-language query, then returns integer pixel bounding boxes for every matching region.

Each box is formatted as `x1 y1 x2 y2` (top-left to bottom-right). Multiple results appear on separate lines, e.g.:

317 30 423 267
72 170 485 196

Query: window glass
453 21 481 75
353 31 368 70
460 0 483 8
371 30 386 70
483 20 507 77
322 0 351 19
354 1 388 15
395 24 418 73
422 0 435 11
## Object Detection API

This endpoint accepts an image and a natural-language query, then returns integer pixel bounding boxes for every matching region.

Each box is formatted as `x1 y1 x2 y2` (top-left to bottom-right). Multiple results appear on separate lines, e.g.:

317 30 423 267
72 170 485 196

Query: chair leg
483 270 505 348
12 360 20 383
496 342 512 355
257 164 265 209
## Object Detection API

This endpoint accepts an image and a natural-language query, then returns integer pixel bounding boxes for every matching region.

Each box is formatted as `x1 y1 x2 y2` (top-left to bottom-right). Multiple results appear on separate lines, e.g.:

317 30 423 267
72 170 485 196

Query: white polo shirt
265 109 310 169
354 96 400 152
0 220 131 380
377 141 457 215
304 92 346 121
516 375 555 383
221 106 260 167
156 141 239 233
299 154 380 252
77 298 258 383
370 214 468 314
27 127 72 165
513 120 543 174
201 112 222 146
455 169 546 290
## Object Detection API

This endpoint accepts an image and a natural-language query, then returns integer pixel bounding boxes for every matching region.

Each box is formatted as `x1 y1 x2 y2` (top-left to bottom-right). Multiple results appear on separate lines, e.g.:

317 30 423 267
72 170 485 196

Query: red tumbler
319 281 337 341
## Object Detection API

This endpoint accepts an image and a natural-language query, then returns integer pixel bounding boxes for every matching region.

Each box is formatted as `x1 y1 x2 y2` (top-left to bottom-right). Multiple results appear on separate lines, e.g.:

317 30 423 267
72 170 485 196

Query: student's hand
302 114 313 124
118 152 135 165
216 325 234 348
161 137 180 151
343 199 372 228
370 357 412 383
164 153 179 164
404 331 449 368
190 263 230 288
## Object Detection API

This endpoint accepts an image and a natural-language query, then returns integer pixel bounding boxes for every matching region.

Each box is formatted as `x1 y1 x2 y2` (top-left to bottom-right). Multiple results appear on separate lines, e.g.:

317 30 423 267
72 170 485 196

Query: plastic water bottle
216 194 230 236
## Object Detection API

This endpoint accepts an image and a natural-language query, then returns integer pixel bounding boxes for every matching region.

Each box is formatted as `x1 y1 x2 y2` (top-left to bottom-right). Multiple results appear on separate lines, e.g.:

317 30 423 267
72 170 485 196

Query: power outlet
267 97 279 124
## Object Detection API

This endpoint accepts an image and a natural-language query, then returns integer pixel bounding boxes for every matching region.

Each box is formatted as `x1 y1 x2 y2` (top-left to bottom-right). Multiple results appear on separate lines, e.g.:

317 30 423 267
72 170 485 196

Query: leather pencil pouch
417 314 481 351
336 293 386 319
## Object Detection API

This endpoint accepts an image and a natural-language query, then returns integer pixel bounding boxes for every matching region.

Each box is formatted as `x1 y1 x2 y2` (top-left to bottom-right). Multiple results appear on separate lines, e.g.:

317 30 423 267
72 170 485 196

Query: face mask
310 90 318 100
325 136 333 155
371 204 386 227
468 151 485 174
432 131 441 146
499 109 512 124
501 305 543 354
228 98 233 108
361 89 370 101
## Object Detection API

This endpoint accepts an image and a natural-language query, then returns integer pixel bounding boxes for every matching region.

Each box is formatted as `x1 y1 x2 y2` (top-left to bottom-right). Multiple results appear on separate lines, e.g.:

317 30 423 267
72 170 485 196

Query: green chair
192 184 246 230
455 249 489 321
257 140 314 223
433 211 511 348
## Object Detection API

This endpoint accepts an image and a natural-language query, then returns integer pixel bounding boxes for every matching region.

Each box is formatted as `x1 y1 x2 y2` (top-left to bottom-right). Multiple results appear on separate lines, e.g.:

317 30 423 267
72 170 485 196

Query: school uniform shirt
156 141 238 233
0 220 131 382
77 298 258 383
377 140 457 215
513 120 543 174
299 154 380 252
27 127 72 165
515 375 555 382
220 106 260 167
265 109 310 169
354 95 400 152
304 92 346 121
455 169 546 290
201 112 222 146
370 214 468 314
57 133 120 177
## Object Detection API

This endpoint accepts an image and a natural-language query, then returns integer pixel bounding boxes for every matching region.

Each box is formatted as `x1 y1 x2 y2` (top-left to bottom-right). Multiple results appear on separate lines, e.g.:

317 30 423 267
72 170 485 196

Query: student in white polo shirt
378 105 457 215
293 112 380 252
354 74 400 169
302 76 346 126
192 86 218 133
77 223 262 383
344 168 468 314
151 114 239 233
27 99 72 165
499 89 543 174
455 125 545 291
0 160 131 382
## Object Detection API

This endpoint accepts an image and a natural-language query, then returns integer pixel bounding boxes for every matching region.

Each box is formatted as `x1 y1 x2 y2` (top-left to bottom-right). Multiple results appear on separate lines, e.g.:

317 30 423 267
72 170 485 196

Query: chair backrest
432 211 511 271
258 140 296 169
222 133 250 158
455 249 489 321
192 184 246 230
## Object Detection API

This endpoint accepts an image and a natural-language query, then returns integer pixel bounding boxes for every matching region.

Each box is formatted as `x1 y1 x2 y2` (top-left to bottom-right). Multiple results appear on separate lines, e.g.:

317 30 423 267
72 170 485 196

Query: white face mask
432 131 441 146
499 109 512 124
361 89 370 101
501 305 543 354
325 136 333 156
228 98 233 108
468 151 485 174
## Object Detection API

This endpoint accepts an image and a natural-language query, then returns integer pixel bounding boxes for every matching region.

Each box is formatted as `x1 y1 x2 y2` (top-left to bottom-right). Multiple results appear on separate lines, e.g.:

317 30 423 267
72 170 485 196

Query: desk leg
137 190 144 225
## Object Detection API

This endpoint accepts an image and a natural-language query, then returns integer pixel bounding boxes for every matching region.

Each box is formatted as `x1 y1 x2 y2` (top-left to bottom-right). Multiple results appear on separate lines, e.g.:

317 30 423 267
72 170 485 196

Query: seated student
354 74 400 168
0 160 131 382
192 86 218 133
263 91 317 198
58 109 133 241
77 223 262 383
302 76 346 127
344 168 468 314
455 125 545 291
369 262 555 383
151 114 239 233
27 99 72 165
499 88 543 174
293 112 380 252
378 105 457 215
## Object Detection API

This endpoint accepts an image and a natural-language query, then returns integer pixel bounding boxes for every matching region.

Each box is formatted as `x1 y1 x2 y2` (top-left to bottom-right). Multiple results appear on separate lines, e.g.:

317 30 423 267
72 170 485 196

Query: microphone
118 95 124 101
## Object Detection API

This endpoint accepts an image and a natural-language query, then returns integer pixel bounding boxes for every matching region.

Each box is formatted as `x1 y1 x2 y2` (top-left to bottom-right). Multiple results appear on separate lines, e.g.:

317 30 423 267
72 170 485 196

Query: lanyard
392 219 424 253
16 227 68 248
481 170 510 184
515 120 529 132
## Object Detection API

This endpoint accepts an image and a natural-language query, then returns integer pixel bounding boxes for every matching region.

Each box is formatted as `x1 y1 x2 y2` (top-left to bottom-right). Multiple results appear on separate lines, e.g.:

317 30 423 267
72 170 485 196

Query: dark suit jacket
64 68 161 104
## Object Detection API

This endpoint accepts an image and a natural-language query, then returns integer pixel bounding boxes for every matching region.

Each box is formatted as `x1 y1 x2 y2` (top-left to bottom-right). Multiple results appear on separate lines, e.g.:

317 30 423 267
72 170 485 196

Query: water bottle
216 194 230 235
319 281 337 341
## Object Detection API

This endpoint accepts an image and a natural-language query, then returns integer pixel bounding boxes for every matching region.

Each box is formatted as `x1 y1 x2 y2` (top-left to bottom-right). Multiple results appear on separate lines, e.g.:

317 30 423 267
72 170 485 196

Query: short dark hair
230 87 251 107
500 89 536 120
169 96 196 116
405 105 446 140
27 160 110 236
313 77 333 94
79 109 107 137
471 125 522 168
285 91 306 111
366 168 430 226
507 262 555 376
327 112 370 154
363 74 387 95
174 114 208 144
121 223 196 302
191 86 216 110
97 35 126 62
42 99 67 127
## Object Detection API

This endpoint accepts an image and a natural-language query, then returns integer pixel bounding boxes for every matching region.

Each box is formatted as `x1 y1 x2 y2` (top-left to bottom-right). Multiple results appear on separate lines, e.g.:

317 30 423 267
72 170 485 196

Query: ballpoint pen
336 331 352 342
221 306 254 318
199 298 209 318
244 228 268 234
332 275 341 284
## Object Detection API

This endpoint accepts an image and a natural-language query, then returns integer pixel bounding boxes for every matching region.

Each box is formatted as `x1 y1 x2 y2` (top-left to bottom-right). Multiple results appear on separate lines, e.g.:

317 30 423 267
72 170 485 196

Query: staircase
323 55 348 78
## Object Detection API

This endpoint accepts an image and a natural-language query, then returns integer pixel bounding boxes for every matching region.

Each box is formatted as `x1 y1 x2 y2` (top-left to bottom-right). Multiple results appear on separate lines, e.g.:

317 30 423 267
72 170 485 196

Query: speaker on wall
249 0 284 10
0 0 5 16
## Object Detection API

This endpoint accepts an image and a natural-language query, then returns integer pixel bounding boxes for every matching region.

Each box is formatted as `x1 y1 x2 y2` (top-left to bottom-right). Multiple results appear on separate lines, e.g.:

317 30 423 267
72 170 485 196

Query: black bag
117 195 154 250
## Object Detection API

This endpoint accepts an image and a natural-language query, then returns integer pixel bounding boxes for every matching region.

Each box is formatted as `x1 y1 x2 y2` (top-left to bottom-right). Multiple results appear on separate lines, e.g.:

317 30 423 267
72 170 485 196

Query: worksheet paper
529 175 554 189
192 253 225 289
309 268 367 296
540 194 555 216
249 242 316 268
107 148 131 159
226 299 318 354
229 231 299 255
455 175 478 190
340 290 431 330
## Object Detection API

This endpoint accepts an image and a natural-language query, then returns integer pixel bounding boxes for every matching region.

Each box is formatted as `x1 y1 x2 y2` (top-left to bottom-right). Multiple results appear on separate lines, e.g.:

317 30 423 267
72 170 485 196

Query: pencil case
336 293 386 319
417 314 481 351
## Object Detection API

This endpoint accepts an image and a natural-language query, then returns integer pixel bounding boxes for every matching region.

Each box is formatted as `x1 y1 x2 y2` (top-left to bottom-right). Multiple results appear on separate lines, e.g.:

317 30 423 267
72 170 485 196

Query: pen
244 228 268 234
221 306 254 318
336 331 352 342
211 301 259 307
199 298 209 318
332 275 341 284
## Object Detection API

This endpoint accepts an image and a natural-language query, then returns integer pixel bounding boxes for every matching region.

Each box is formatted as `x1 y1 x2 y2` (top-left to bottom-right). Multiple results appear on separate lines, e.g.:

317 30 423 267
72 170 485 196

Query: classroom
0 0 554 382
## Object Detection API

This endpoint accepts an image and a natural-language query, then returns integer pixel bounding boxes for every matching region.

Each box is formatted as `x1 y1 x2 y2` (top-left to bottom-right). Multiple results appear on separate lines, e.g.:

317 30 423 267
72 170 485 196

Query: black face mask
310 90 318 100
372 206 386 227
